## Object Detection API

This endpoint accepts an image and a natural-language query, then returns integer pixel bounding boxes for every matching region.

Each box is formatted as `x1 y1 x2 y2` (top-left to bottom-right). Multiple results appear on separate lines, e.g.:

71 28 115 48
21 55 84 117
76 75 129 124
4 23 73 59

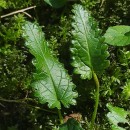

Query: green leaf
104 25 130 46
44 0 67 8
59 118 84 130
106 103 130 130
111 125 126 130
71 4 109 79
22 21 77 109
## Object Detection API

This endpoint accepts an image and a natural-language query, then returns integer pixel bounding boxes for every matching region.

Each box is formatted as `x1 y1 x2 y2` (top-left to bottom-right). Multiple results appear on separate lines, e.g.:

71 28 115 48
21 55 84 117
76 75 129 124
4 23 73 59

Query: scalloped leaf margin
71 4 110 79
22 21 78 109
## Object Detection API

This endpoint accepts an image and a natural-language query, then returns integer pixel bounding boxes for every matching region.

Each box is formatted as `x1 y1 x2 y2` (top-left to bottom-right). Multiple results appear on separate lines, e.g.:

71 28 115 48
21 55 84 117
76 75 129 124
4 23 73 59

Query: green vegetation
0 0 130 130
106 103 129 130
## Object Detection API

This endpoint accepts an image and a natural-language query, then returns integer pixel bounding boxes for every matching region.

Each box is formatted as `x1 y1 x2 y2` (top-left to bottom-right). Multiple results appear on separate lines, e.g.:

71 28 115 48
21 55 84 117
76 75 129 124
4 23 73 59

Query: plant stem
90 71 100 130
58 109 63 124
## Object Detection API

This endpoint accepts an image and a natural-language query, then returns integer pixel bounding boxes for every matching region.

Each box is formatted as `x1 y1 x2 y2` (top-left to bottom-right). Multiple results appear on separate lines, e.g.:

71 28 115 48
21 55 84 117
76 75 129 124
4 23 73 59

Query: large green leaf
22 21 77 109
104 25 130 46
71 4 109 79
59 118 84 130
106 103 130 130
44 0 67 8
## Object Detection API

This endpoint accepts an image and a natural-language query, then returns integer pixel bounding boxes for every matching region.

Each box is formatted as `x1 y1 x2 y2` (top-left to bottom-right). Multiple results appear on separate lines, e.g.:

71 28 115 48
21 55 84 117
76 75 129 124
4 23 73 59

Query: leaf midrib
28 23 59 104
77 6 92 69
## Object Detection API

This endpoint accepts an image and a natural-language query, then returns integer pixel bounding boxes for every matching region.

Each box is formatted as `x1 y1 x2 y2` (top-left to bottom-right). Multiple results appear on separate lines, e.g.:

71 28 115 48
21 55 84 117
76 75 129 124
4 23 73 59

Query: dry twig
1 6 36 19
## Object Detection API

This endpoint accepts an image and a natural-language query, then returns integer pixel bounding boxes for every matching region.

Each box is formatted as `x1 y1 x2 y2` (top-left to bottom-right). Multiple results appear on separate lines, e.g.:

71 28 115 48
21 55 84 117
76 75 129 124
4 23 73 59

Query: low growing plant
70 4 110 130
21 3 130 130
22 21 78 124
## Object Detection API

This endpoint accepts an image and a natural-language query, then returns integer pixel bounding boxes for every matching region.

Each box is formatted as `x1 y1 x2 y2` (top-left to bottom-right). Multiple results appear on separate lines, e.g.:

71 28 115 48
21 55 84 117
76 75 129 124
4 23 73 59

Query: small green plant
71 4 110 130
70 4 130 129
1 0 129 129
0 14 25 43
21 3 130 130
22 21 78 124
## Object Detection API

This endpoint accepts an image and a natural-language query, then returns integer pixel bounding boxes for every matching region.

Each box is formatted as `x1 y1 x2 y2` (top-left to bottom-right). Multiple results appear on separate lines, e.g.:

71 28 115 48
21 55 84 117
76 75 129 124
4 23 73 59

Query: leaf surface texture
106 103 130 130
23 21 77 109
71 4 109 79
104 25 130 46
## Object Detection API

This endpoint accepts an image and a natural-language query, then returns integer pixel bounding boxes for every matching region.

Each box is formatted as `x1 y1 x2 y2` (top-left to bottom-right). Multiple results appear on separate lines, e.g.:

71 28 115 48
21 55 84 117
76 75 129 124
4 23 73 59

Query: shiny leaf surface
104 25 130 46
71 4 109 79
23 21 77 109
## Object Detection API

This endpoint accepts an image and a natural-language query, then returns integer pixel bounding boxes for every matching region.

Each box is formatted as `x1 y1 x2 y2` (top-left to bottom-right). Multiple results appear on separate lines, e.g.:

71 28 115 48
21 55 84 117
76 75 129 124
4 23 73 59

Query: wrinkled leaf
71 4 109 79
59 118 84 130
23 21 77 109
106 103 130 130
104 25 130 46
44 0 67 8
